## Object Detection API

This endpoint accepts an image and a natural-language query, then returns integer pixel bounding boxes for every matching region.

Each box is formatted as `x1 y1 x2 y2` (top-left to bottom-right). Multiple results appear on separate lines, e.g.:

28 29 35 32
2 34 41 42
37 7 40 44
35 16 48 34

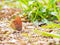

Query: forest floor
0 8 60 45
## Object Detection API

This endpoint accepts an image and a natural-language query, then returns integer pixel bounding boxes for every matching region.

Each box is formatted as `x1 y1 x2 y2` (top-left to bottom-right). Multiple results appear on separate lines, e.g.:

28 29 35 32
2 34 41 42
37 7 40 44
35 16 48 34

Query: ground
0 8 60 45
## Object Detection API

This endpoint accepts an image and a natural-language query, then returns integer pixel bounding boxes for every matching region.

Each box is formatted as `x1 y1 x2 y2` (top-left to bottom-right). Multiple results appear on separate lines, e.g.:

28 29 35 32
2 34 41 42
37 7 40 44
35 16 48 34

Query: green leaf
34 29 60 39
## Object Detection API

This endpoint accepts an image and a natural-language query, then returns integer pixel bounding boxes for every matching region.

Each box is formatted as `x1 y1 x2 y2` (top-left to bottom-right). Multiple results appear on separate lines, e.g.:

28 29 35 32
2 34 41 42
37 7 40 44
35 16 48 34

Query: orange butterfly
11 16 22 31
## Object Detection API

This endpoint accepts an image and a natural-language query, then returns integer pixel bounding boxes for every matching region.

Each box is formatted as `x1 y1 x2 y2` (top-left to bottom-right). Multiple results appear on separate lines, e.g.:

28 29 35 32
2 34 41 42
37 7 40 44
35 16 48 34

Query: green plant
34 29 60 39
18 0 60 23
1 0 60 28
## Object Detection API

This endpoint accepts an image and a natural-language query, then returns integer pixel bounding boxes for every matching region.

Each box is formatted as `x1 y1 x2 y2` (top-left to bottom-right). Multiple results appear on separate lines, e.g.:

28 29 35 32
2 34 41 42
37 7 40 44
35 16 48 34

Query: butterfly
11 16 22 31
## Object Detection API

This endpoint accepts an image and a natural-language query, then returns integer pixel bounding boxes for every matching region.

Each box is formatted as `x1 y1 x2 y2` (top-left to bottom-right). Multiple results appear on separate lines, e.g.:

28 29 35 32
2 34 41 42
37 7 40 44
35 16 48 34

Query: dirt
0 8 60 45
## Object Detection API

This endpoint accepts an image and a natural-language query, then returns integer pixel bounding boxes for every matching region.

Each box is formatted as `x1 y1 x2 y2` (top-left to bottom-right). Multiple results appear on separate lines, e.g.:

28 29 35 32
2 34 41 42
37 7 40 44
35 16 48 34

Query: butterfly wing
11 16 22 31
